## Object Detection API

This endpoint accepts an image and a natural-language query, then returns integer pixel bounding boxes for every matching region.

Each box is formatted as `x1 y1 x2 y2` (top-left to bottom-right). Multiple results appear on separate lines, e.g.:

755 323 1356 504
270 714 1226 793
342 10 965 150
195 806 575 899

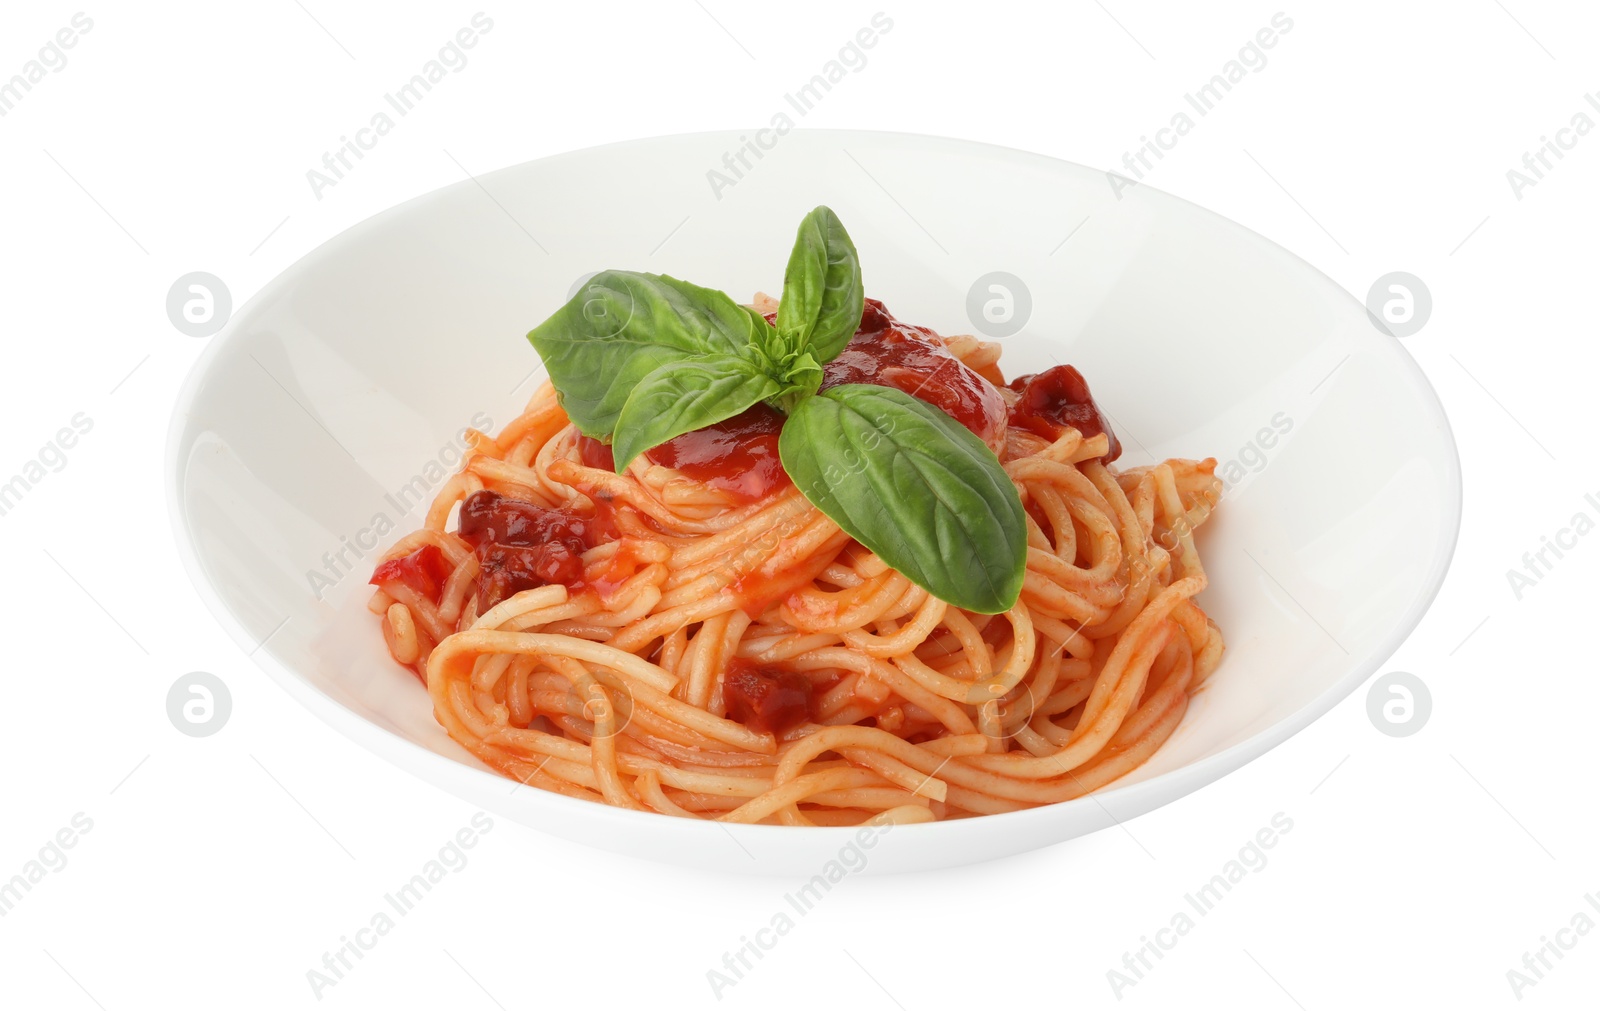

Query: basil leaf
611 357 782 473
775 206 864 366
778 384 1026 614
527 270 776 438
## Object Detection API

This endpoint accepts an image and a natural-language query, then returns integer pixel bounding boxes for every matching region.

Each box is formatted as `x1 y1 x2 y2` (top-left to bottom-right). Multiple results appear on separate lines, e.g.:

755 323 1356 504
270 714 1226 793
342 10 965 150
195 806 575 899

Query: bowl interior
169 130 1459 873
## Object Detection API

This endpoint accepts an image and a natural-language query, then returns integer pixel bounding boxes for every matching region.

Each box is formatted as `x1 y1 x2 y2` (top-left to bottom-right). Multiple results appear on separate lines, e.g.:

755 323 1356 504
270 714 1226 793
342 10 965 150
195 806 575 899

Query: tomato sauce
722 660 813 735
817 298 1008 449
369 544 453 604
576 434 615 471
1006 364 1122 462
456 490 609 608
643 404 790 503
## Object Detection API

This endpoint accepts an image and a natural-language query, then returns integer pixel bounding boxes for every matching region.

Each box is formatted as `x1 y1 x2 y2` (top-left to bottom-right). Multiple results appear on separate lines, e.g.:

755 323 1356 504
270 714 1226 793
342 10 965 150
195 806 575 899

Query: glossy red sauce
370 545 453 604
457 490 608 608
576 434 614 471
817 299 1007 449
722 661 812 735
1007 364 1122 462
643 403 791 503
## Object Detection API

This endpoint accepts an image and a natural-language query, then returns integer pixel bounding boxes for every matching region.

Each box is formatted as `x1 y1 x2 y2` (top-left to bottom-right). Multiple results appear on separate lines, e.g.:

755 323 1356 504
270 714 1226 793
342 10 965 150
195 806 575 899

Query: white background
2 1 1596 1007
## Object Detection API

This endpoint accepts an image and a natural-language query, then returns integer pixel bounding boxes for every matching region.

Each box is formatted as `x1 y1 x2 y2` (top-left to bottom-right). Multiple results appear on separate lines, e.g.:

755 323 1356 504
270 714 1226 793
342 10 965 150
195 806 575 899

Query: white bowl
167 130 1460 875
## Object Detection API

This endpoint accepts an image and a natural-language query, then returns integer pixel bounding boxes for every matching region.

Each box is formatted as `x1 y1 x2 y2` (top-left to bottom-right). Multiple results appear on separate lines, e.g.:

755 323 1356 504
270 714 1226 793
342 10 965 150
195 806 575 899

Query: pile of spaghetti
369 298 1223 825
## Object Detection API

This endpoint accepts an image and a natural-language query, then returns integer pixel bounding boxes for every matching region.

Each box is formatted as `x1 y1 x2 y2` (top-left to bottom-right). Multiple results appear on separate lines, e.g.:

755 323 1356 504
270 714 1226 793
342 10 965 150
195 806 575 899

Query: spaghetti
370 296 1224 825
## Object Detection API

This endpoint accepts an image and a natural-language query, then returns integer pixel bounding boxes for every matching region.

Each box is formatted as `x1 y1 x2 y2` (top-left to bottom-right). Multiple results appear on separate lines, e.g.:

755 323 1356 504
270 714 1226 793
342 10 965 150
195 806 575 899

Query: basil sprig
525 206 1026 613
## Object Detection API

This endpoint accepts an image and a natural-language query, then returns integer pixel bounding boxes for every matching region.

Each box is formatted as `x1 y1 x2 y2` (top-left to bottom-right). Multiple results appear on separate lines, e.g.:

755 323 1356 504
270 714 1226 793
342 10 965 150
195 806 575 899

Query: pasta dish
368 207 1223 825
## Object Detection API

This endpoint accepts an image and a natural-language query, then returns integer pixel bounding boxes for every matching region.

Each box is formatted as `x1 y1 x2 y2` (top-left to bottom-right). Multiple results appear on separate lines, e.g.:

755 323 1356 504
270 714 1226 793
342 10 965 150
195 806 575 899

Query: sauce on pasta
641 404 789 504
